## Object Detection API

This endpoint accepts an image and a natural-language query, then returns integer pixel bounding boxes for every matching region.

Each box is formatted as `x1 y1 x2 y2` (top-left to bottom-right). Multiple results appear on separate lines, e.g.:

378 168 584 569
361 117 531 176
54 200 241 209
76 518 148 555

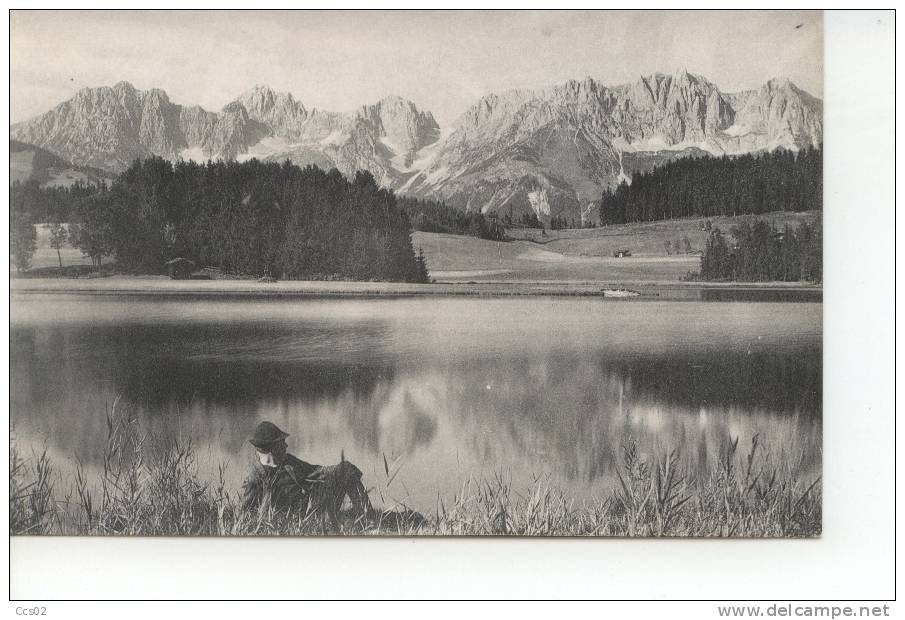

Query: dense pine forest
399 196 508 241
50 158 429 282
11 176 509 254
600 147 822 225
696 218 822 283
9 180 100 222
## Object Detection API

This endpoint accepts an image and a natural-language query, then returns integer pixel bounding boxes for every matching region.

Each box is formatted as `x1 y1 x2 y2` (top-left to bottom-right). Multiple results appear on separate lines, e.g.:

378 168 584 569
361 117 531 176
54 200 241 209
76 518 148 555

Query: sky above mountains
10 10 822 126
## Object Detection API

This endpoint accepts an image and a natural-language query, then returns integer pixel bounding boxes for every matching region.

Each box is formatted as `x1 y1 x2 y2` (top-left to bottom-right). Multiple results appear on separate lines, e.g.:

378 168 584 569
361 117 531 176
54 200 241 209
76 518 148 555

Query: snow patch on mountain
402 126 454 173
400 163 452 193
319 130 347 147
527 189 552 217
236 136 294 162
379 135 414 171
723 123 752 137
617 136 722 155
616 152 631 185
179 147 207 163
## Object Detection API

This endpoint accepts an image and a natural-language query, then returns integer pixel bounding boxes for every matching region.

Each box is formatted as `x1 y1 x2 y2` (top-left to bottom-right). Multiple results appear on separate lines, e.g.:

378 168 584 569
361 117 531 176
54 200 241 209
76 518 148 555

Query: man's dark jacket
241 454 319 514
241 454 370 519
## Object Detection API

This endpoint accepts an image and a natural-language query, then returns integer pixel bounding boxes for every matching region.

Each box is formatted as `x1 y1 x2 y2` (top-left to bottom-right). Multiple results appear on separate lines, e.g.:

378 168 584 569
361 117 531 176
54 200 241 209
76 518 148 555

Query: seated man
241 421 372 530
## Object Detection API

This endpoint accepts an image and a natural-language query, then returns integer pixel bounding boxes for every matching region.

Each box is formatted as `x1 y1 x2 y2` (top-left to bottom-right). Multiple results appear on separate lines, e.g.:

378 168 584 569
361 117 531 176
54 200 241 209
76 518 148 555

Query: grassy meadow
14 223 95 273
11 412 821 537
414 211 821 283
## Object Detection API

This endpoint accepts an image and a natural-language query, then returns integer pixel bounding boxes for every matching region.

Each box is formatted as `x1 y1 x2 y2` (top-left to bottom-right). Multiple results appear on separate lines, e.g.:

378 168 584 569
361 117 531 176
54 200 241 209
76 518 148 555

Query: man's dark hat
249 421 289 449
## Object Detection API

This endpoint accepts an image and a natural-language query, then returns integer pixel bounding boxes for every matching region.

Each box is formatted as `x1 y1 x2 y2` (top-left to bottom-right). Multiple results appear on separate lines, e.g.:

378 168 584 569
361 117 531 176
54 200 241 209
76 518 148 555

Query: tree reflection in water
10 298 821 512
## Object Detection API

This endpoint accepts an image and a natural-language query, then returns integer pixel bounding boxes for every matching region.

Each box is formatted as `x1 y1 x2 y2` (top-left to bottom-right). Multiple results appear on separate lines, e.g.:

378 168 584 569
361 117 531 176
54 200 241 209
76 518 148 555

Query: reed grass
9 413 821 537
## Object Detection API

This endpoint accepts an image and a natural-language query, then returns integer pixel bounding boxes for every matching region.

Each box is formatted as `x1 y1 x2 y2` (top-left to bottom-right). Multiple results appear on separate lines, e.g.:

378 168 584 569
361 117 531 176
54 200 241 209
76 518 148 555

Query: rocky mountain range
10 71 822 222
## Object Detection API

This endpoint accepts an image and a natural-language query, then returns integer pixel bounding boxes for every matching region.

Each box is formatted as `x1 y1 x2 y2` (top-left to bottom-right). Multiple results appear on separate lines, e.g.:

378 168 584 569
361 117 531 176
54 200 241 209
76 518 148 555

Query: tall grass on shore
10 413 820 537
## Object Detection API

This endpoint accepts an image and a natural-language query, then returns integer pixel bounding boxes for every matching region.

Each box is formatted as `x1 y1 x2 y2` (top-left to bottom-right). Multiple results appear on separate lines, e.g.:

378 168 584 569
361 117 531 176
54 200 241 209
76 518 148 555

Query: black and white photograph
7 5 900 609
7 9 830 541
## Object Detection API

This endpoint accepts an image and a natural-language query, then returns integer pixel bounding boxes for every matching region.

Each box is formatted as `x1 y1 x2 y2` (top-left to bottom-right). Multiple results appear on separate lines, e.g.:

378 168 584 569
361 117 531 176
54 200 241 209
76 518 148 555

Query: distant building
165 258 195 279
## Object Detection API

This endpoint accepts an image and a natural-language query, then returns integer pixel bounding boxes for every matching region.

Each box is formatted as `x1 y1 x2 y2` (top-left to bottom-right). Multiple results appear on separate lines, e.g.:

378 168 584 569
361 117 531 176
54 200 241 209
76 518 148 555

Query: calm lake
10 294 822 512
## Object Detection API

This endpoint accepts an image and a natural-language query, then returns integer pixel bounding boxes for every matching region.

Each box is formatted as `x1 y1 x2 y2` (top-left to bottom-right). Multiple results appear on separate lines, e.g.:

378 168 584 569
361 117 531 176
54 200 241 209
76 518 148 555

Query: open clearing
11 223 94 272
415 211 820 282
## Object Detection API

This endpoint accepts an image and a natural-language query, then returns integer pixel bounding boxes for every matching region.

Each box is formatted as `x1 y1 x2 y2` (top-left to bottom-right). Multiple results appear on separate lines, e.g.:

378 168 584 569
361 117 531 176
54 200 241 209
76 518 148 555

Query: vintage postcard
10 10 823 537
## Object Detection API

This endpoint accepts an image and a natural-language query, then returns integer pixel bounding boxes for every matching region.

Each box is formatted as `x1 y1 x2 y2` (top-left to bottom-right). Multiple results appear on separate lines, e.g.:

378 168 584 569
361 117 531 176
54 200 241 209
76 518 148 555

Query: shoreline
10 421 822 537
9 276 822 302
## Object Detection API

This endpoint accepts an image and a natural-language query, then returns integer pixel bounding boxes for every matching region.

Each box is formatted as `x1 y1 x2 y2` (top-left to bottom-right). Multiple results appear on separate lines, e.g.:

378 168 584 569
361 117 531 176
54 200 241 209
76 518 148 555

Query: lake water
10 294 822 512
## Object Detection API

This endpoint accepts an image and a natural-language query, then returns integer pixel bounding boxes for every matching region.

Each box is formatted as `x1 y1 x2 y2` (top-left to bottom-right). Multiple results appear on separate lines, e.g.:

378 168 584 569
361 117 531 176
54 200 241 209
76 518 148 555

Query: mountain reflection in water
10 296 821 510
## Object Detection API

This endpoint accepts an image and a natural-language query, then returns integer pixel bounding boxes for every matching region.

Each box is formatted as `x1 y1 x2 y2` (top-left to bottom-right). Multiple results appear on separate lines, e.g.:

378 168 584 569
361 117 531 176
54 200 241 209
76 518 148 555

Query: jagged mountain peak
72 81 142 104
237 83 298 104
11 73 822 224
673 67 695 82
549 76 606 102
660 67 706 83
359 94 433 118
765 76 794 91
354 95 440 156
143 88 172 103
360 95 433 125
635 70 717 96
221 100 249 117
557 75 599 89
244 83 276 95
456 87 537 131
762 77 822 107
731 77 803 100
234 85 304 114
225 86 310 144
375 94 415 108
113 80 137 93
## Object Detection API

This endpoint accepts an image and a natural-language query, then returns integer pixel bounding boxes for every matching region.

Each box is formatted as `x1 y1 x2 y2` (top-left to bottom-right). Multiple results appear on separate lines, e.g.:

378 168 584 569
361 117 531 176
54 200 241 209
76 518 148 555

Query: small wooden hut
165 258 196 280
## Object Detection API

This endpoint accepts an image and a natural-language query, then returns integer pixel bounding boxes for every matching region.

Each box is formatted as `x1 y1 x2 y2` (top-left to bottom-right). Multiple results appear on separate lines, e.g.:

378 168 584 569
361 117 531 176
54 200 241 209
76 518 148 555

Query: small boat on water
601 288 640 298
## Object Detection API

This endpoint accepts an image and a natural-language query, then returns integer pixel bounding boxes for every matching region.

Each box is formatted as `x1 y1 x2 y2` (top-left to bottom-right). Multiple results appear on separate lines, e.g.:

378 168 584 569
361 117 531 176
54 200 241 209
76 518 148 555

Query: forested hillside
600 147 822 225
60 158 428 282
10 180 102 222
399 196 507 240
